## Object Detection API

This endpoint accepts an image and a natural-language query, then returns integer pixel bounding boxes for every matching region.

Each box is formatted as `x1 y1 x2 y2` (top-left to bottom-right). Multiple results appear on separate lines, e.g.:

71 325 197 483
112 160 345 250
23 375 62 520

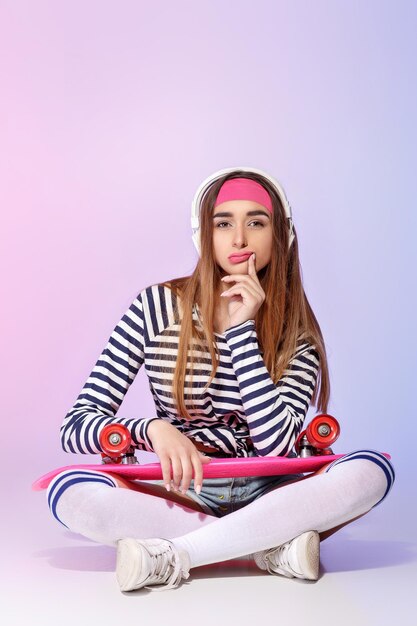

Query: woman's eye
215 221 264 228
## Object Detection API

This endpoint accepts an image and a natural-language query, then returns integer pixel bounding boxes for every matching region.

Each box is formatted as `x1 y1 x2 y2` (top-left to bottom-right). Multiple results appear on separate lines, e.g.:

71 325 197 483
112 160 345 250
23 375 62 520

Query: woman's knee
46 469 119 527
323 448 395 507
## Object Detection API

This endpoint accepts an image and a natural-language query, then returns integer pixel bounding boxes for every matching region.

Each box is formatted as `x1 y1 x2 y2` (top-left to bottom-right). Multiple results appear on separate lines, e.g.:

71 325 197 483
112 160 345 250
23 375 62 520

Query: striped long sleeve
59 283 321 459
223 319 320 457
60 292 159 454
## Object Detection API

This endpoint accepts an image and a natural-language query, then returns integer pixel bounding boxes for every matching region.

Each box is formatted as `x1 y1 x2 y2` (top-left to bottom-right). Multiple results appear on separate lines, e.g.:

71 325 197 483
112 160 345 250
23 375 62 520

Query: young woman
47 167 395 592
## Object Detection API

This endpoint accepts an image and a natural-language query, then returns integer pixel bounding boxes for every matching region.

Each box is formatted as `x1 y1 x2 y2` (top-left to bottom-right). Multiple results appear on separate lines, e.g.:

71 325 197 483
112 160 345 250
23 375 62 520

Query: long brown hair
159 169 330 421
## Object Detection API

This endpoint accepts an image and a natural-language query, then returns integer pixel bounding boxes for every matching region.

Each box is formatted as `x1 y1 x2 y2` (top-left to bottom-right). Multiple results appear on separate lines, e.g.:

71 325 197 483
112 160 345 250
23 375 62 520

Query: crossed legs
47 449 394 570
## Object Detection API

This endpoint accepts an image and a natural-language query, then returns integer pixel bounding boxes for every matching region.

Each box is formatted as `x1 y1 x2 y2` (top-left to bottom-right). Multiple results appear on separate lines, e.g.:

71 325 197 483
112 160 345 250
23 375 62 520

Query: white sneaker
253 530 320 581
116 537 191 592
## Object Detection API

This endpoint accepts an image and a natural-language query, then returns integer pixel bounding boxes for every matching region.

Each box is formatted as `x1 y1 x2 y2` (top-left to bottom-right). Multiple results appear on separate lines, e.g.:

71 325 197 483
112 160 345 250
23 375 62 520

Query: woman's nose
233 227 247 247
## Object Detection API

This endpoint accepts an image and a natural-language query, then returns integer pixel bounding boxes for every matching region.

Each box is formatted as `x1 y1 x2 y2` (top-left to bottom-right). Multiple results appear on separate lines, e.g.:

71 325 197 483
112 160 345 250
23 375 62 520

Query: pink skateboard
32 414 391 491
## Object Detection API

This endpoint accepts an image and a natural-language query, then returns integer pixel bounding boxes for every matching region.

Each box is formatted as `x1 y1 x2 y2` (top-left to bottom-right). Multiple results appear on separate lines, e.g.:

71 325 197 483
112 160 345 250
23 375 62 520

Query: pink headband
214 177 273 213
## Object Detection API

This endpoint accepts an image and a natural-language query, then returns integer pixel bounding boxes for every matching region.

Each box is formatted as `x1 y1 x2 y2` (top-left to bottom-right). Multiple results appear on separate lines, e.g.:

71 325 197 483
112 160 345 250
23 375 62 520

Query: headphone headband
191 166 295 255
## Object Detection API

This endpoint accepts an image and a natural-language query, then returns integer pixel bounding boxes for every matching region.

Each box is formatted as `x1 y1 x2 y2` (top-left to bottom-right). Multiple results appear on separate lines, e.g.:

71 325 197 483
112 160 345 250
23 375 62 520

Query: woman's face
212 200 273 275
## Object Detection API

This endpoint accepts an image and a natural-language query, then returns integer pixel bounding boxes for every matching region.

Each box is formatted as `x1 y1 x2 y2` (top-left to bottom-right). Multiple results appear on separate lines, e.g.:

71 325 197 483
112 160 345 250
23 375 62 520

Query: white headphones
191 166 295 256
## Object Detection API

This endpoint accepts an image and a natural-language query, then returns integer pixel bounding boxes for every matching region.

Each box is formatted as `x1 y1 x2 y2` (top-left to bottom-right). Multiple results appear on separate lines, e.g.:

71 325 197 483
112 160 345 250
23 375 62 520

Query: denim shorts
140 449 305 518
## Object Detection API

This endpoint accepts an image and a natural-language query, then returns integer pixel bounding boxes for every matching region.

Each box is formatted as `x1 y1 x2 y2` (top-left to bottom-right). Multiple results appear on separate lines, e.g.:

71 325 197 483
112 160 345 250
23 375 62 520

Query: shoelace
264 542 295 578
144 542 190 592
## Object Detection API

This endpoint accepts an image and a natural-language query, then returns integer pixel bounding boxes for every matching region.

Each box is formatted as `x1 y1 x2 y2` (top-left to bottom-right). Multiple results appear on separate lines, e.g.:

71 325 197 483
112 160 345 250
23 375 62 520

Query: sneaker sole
116 538 148 591
294 530 320 580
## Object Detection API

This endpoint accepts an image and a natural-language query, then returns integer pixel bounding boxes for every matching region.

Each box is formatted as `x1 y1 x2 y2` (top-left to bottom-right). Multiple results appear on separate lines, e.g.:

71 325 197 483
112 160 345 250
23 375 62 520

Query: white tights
46 449 394 569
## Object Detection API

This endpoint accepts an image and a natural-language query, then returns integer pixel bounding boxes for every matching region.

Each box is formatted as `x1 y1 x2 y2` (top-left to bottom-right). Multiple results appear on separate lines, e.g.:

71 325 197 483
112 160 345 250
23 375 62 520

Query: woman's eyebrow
212 210 270 219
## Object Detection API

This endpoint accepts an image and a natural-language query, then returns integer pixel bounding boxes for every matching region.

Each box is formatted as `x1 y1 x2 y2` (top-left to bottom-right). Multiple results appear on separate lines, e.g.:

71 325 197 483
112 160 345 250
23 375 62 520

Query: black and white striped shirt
61 284 320 458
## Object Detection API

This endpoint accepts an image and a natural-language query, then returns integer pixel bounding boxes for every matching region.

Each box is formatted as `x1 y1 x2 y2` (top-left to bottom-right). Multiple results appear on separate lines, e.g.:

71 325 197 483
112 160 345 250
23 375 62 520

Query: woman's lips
228 253 252 264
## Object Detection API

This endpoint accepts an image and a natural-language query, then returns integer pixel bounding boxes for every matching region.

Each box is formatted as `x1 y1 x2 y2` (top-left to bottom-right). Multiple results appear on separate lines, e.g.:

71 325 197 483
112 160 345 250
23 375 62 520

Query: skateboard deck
32 451 391 491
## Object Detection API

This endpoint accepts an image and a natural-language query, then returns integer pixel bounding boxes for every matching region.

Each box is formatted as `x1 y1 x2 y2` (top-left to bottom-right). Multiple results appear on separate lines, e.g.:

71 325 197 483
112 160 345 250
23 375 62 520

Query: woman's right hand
147 419 211 495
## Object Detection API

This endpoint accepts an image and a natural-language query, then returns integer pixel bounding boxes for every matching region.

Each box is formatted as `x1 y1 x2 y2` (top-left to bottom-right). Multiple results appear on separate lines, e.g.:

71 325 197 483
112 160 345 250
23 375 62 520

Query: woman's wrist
147 418 170 443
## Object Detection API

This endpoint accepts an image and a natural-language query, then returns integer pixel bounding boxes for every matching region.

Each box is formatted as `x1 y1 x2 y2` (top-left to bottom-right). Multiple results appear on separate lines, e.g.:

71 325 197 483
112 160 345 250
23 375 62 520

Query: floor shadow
188 558 263 579
33 545 117 572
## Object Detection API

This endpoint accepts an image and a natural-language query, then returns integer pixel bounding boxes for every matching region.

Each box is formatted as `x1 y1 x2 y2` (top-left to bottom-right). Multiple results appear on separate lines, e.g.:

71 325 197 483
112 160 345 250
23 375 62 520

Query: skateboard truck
99 424 139 465
295 414 340 458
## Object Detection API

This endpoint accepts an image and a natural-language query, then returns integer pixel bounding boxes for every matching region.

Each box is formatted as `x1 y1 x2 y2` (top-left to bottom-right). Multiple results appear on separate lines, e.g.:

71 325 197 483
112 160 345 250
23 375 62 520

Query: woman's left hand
220 253 266 329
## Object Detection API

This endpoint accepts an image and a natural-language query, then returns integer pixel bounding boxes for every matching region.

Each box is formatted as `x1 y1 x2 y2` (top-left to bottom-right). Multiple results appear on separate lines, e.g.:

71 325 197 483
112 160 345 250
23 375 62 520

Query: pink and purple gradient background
1 0 416 619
